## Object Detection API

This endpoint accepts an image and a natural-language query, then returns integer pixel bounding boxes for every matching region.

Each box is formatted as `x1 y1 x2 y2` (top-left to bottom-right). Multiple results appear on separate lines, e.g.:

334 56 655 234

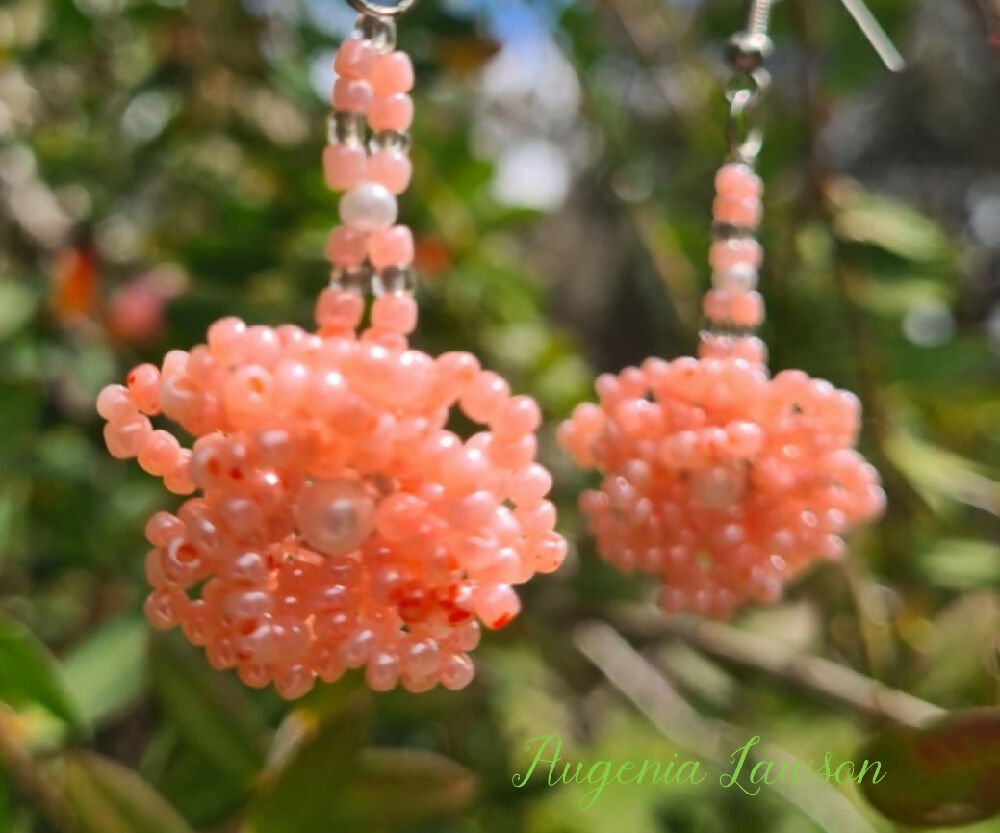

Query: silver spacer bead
703 319 759 337
331 263 372 296
700 330 769 360
711 264 758 291
353 14 397 54
328 111 367 146
372 264 417 296
711 221 758 240
370 129 412 154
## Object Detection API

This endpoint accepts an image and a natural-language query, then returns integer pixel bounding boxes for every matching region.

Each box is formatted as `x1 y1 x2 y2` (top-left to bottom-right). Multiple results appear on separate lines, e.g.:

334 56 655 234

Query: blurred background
1 0 999 831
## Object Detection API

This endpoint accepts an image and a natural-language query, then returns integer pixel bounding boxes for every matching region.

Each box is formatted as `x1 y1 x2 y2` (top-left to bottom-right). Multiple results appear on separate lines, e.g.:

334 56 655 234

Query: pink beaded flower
558 162 885 620
97 15 566 699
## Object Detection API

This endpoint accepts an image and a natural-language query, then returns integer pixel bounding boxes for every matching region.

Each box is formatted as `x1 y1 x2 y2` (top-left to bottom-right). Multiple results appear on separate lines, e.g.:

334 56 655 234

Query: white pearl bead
295 478 375 557
712 263 758 291
339 182 397 232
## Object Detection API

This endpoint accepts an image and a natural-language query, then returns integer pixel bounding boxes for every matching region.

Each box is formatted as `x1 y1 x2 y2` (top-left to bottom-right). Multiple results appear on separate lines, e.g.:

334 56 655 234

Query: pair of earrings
96 0 885 699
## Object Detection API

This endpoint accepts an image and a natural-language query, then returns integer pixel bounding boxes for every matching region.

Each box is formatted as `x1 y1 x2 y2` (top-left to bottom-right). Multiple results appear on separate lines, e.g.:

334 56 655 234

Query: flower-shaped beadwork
97 290 566 698
558 341 885 620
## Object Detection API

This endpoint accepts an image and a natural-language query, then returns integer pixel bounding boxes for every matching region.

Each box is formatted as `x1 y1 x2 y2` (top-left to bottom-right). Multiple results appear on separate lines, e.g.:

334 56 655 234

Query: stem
618 609 944 728
0 707 73 833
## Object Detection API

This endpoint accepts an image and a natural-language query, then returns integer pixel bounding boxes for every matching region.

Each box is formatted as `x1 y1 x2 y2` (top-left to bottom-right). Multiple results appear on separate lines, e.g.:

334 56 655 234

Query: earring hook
347 0 418 17
837 0 905 72
739 0 905 72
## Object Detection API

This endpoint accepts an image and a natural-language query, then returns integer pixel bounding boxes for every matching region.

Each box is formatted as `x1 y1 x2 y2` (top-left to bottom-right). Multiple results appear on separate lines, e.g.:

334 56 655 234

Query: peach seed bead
127 364 161 413
316 287 365 330
368 93 414 132
461 372 510 424
323 144 367 192
436 351 479 393
139 430 182 476
709 239 763 272
713 195 762 227
715 163 762 199
334 38 376 80
97 384 134 421
223 365 273 425
325 225 369 268
730 290 765 328
508 463 552 506
368 225 414 270
371 51 414 95
475 584 521 630
333 78 373 114
730 336 767 364
367 149 412 195
704 289 730 324
162 349 189 379
104 413 152 459
207 317 247 365
493 395 542 439
370 293 418 334
440 654 475 691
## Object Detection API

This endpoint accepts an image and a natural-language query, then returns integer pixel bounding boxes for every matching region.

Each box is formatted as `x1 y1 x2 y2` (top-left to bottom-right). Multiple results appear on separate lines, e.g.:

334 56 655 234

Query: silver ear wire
736 0 904 72
838 0 905 72
346 0 418 17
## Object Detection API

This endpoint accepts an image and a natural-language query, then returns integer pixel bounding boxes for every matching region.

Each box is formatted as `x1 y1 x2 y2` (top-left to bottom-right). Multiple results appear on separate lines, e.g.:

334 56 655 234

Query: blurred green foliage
1 0 999 832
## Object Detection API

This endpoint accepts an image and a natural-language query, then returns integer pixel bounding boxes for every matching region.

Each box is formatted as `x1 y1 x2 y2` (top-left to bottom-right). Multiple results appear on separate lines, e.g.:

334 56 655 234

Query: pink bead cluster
558 161 885 619
324 26 417 280
97 292 567 698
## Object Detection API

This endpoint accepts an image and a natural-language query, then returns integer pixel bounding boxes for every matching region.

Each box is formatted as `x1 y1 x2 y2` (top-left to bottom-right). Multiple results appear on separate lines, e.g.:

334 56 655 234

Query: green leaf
919 540 1000 590
249 693 373 833
855 277 952 318
153 738 251 828
0 615 83 731
327 747 478 832
915 593 1000 704
62 615 148 727
858 708 1000 827
149 633 267 783
65 751 195 833
831 187 952 264
0 381 41 467
886 430 1000 516
0 281 38 339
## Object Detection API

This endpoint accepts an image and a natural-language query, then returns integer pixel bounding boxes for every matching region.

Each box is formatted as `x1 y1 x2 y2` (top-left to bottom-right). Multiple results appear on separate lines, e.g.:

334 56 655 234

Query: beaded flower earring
558 1 889 620
96 0 566 699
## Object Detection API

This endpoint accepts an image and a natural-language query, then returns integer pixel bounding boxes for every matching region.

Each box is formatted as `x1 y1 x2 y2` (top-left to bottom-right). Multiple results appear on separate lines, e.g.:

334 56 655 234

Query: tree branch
575 621 879 833
617 609 945 728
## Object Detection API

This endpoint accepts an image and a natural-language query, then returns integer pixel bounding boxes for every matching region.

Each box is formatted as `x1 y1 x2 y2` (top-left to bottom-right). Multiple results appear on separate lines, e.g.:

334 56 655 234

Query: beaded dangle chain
558 10 886 620
97 0 566 699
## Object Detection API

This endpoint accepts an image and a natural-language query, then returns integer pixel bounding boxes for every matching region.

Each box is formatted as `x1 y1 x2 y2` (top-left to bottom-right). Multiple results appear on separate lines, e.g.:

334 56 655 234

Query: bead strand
324 13 417 300
700 161 767 362
97 361 196 496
